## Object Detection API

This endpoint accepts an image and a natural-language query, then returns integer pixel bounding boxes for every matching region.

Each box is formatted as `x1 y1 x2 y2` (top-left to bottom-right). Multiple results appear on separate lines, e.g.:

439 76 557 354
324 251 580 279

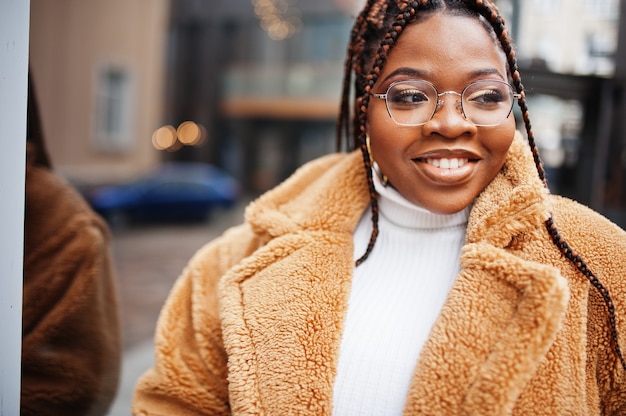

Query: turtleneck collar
373 170 471 230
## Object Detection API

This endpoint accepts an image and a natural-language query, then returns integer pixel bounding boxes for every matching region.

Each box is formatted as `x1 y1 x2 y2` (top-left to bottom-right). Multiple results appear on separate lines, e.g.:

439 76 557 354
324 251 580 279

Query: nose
422 92 476 137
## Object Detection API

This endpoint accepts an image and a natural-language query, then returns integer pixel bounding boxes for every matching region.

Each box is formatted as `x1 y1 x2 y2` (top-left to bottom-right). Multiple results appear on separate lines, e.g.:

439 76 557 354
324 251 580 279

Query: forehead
378 13 508 84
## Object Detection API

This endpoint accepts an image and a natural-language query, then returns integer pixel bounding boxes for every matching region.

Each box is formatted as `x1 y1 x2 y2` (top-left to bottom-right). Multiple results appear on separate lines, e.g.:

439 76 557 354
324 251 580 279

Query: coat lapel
403 243 569 415
219 232 354 415
218 152 369 415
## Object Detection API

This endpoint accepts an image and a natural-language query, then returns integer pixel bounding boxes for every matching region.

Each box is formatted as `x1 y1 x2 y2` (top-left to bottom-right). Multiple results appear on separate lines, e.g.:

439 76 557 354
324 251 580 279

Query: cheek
488 118 516 159
369 127 405 168
367 107 398 155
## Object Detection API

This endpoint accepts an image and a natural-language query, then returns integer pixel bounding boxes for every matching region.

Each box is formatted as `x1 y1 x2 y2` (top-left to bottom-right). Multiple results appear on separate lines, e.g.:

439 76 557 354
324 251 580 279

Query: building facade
29 0 170 186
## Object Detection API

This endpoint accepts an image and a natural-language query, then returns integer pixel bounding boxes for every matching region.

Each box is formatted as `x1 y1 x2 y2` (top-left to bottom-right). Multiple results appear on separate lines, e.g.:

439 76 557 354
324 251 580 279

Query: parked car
87 162 240 227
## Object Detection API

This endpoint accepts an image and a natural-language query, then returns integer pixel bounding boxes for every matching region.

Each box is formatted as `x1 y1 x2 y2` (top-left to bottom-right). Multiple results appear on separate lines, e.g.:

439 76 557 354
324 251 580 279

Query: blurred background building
28 0 626 227
161 0 359 192
29 0 170 185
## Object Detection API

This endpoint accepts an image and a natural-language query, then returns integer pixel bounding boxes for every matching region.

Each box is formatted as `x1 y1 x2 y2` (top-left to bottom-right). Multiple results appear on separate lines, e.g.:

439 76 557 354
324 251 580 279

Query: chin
420 199 472 215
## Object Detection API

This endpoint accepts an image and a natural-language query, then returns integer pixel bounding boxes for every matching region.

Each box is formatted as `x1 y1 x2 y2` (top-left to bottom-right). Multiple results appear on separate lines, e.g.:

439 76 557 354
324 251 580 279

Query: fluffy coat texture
133 134 626 415
22 164 122 416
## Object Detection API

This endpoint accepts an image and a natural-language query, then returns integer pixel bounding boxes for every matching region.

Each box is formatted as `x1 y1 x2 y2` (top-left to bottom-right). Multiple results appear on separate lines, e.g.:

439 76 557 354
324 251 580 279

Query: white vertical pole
0 1 30 415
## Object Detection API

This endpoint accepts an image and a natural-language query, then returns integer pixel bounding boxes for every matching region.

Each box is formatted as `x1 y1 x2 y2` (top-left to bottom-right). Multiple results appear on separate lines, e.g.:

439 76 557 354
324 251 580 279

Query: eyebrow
380 67 506 85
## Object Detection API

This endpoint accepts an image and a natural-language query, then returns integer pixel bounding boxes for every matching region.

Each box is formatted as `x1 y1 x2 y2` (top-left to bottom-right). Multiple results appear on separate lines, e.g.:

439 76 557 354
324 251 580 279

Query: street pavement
107 199 249 415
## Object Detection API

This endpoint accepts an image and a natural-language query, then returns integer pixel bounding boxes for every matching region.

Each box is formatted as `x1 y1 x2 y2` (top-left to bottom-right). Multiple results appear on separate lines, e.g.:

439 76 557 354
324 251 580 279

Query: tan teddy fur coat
134 134 626 415
22 164 121 416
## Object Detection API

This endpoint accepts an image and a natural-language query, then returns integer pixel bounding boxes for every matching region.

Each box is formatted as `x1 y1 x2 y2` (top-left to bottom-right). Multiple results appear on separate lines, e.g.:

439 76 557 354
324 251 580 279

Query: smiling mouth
414 155 477 184
425 157 469 169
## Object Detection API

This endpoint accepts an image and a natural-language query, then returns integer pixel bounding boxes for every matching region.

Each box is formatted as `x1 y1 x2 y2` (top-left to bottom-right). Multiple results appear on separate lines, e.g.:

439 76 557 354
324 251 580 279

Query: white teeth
426 158 468 169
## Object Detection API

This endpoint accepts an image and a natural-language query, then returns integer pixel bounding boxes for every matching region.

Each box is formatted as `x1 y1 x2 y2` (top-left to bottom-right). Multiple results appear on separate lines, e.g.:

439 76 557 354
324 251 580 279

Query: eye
470 89 505 103
388 87 431 107
465 83 510 107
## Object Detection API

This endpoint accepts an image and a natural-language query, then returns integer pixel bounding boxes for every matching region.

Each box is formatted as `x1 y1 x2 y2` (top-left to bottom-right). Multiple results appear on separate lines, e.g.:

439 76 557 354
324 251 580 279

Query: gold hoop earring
365 133 374 164
366 134 388 187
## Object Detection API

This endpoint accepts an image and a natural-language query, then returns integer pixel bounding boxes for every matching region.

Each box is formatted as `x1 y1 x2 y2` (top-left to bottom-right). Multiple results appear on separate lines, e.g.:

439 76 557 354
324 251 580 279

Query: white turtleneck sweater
332 174 470 415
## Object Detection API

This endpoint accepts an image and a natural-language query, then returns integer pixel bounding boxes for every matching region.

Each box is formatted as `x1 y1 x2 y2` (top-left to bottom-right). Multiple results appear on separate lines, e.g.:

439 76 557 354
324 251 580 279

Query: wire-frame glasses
372 79 520 127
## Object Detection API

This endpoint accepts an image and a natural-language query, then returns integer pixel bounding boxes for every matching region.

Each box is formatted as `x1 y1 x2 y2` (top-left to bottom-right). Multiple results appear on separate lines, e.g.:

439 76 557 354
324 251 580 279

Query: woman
133 0 626 414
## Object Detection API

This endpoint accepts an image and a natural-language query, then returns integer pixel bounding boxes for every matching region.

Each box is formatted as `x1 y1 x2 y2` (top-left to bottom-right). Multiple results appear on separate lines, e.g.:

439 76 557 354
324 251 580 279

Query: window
533 0 561 14
94 66 133 152
290 17 352 63
585 0 618 17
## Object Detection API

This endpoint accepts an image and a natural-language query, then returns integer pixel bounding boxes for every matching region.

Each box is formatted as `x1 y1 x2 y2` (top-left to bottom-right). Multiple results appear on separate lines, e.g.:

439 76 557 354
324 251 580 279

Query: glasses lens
385 81 437 126
462 80 514 126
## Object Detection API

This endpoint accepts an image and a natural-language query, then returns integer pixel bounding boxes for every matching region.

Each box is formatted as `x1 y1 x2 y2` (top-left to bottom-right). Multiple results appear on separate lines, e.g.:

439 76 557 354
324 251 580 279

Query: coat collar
466 131 552 247
244 131 551 246
244 151 370 239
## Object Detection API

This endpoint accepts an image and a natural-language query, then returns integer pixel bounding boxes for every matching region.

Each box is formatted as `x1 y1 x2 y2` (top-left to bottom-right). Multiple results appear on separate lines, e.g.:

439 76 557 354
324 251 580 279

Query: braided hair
337 0 626 371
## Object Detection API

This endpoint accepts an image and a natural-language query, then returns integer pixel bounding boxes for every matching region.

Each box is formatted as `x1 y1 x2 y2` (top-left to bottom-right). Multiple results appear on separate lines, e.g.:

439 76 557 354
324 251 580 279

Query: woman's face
367 13 516 214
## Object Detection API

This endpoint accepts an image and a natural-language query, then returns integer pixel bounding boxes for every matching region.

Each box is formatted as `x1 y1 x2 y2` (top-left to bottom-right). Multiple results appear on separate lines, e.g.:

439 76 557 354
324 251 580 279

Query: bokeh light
151 125 177 150
252 0 301 41
152 121 207 151
177 121 201 145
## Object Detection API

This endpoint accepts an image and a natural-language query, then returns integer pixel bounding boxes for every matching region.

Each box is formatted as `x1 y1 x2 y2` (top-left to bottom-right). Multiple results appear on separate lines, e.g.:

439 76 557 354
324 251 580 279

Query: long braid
340 0 386 265
336 1 377 152
546 217 626 370
351 0 425 265
468 0 626 372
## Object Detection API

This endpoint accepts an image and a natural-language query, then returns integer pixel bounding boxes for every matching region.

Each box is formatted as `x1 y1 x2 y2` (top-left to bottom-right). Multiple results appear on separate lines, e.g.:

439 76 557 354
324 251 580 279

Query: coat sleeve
552 196 626 414
132 223 263 416
21 167 121 416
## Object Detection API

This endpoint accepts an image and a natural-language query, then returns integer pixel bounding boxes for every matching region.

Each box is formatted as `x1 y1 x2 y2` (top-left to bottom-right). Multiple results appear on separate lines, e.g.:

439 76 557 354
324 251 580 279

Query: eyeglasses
372 79 520 127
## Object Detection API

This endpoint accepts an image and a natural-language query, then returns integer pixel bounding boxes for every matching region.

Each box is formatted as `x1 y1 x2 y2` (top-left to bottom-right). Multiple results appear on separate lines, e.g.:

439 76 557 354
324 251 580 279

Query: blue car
87 162 240 227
